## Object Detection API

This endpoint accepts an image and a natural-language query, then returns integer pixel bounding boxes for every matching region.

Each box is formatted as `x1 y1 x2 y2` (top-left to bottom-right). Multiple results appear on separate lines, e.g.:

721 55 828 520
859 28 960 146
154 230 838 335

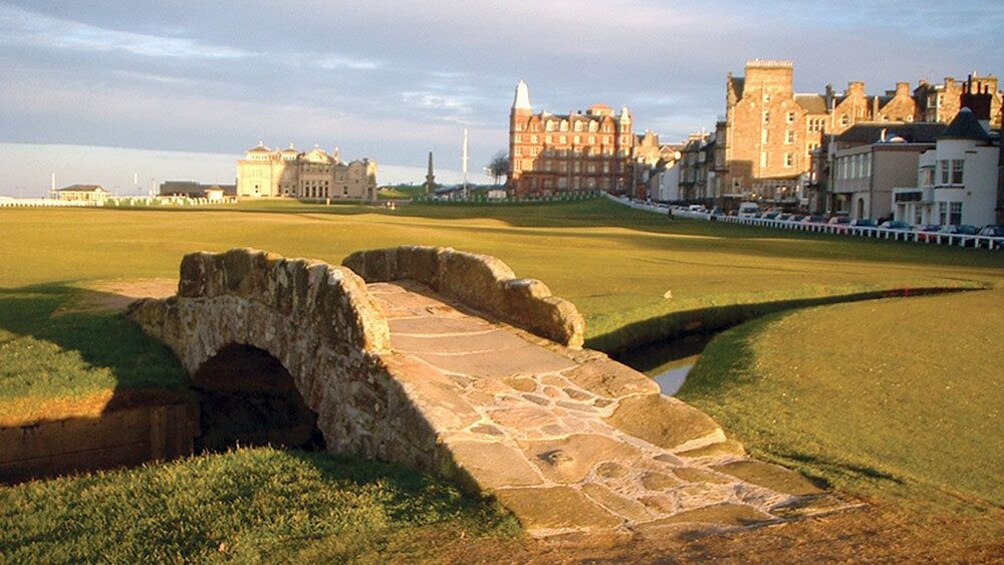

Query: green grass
0 285 187 424
2 199 1000 406
678 287 1004 512
2 199 1004 558
0 447 519 563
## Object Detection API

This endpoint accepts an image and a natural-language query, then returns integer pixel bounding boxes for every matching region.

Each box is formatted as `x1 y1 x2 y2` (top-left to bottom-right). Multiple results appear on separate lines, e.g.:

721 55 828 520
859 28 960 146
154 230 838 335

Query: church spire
513 80 531 111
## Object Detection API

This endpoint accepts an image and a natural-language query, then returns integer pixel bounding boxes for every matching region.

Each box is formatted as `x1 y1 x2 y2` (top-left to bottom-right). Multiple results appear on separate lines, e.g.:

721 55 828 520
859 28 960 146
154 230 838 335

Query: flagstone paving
369 280 850 537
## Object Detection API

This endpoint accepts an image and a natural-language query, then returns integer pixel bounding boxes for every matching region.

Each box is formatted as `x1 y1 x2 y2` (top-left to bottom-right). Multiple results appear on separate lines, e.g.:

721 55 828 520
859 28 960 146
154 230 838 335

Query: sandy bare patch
54 278 178 316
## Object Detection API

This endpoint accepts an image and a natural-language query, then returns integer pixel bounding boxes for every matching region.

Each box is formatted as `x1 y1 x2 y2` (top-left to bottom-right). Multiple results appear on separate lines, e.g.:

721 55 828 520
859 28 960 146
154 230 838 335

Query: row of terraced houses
507 60 1003 225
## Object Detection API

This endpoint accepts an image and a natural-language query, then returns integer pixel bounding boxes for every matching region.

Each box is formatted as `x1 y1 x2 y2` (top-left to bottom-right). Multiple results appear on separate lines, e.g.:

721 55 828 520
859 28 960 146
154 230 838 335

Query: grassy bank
1 198 1001 418
678 288 1004 512
0 447 518 562
2 199 1003 559
0 285 187 425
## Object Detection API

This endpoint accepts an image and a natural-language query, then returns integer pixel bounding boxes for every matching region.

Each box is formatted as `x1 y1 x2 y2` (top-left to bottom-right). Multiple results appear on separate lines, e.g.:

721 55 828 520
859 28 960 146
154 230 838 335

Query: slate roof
941 108 992 142
730 76 745 99
836 122 947 144
795 94 828 114
57 184 107 192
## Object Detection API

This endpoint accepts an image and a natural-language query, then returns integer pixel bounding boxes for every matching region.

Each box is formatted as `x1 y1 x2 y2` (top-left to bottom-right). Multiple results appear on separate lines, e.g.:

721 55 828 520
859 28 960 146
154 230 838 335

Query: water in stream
614 334 715 396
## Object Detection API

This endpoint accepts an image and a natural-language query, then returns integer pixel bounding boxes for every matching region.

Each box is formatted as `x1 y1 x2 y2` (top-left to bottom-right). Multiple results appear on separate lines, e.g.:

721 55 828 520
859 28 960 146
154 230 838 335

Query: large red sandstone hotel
508 81 635 197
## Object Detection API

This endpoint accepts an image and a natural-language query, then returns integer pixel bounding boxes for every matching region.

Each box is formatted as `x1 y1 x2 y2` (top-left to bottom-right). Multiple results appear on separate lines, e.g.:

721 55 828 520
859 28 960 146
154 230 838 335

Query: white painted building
892 109 999 227
648 163 681 202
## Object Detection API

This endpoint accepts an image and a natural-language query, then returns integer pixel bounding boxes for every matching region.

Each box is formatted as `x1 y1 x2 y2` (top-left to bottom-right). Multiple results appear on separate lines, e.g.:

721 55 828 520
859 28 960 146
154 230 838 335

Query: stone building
719 60 1001 208
508 81 636 197
236 143 377 201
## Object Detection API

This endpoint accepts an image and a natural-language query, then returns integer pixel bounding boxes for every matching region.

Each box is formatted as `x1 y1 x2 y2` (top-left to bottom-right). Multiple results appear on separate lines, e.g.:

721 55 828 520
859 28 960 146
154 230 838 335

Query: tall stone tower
424 151 436 194
509 81 532 188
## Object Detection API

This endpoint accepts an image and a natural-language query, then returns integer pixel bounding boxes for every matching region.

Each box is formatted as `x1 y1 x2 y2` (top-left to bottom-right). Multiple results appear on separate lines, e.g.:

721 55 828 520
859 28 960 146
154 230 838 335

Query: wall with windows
894 139 998 226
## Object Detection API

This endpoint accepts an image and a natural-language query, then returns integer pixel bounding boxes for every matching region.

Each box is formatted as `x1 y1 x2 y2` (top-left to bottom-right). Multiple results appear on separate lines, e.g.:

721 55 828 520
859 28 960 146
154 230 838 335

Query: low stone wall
342 246 585 348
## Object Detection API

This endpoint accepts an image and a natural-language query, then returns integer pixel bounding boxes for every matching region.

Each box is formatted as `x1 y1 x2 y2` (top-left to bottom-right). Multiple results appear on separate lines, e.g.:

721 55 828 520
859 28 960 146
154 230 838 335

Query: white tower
462 128 469 199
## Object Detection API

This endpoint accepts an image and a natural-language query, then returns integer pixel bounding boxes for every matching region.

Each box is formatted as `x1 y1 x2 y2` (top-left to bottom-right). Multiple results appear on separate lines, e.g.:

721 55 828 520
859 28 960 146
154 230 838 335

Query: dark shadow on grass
593 286 987 356
0 283 189 395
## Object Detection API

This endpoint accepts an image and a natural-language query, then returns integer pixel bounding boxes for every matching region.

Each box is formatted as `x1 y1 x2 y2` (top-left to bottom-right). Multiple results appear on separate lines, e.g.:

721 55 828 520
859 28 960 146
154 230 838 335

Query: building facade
55 184 109 203
892 109 999 227
828 123 946 219
236 143 377 201
160 181 236 199
719 60 1001 208
508 81 636 197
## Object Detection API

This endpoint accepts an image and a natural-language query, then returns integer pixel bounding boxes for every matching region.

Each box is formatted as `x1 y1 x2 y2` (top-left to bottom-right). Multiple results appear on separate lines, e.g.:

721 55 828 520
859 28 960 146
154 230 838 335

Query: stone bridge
129 246 842 537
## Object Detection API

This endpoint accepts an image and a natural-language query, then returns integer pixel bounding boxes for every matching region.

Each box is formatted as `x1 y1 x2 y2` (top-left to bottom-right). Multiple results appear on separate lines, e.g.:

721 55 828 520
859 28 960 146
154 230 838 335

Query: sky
0 1 1001 196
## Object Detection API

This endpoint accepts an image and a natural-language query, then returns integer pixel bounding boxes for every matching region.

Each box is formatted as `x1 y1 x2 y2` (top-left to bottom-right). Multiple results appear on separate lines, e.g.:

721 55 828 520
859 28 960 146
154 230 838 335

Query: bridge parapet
343 246 585 348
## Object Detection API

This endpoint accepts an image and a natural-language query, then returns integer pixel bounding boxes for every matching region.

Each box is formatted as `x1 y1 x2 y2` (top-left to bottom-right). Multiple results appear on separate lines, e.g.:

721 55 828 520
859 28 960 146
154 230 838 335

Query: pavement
369 280 849 538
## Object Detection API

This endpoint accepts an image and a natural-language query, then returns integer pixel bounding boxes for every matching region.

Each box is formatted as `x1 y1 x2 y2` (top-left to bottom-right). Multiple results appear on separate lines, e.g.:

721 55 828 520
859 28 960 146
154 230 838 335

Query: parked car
915 224 943 242
801 215 825 224
979 225 1004 237
850 219 877 228
828 216 851 225
880 220 913 230
940 224 978 235
762 211 780 220
776 213 791 221
787 214 804 223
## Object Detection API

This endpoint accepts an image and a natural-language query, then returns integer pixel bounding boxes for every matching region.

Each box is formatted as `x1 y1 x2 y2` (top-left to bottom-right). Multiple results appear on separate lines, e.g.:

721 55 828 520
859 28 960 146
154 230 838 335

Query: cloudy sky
1 1 1000 195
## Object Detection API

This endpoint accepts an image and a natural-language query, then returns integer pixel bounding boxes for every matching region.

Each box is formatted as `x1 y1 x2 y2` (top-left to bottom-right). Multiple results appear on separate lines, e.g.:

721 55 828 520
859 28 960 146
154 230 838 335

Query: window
786 111 795 124
763 111 770 124
951 160 964 184
546 121 554 131
938 202 948 225
514 134 521 143
940 160 950 184
785 130 794 144
762 130 769 144
575 121 583 132
761 152 768 168
514 147 522 157
545 135 552 144
589 136 596 144
560 135 567 144
949 202 962 225
785 153 794 167
530 147 538 156
560 121 568 131
921 168 935 186
840 114 849 127
573 135 581 144
530 135 538 144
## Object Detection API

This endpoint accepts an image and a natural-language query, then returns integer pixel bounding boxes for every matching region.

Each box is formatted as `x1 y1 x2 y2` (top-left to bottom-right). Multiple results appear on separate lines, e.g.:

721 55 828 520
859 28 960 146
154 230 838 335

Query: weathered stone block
605 394 724 451
395 245 440 286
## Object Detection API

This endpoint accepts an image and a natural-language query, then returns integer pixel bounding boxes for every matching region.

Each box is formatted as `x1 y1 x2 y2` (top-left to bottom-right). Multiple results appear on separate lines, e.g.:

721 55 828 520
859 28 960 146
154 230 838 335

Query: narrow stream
614 334 715 396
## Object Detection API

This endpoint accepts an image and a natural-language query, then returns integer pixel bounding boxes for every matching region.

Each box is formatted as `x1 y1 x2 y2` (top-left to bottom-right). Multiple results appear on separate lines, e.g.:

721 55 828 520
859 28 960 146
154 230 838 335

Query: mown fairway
680 288 1004 510
1 199 1003 560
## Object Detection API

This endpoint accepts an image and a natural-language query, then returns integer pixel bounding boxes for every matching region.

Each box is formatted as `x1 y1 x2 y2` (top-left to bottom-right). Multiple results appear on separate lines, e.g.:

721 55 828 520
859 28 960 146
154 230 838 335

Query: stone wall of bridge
129 247 844 537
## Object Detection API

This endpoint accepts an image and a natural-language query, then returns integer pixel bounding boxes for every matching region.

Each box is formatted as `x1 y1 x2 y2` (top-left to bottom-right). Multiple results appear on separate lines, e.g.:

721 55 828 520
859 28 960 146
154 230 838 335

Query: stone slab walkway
369 280 848 538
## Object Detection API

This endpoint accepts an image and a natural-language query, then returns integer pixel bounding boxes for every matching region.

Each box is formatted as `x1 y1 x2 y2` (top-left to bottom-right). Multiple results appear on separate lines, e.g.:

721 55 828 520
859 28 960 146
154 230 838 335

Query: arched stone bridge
129 246 844 537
